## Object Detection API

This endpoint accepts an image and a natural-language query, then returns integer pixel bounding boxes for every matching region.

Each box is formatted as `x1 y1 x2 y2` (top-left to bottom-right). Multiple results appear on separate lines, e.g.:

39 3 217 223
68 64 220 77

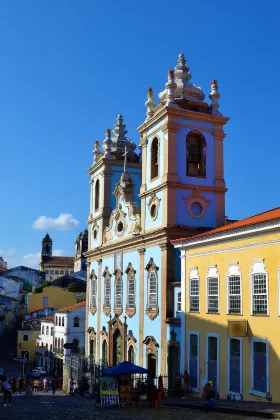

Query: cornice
138 181 227 199
88 159 141 176
173 220 280 250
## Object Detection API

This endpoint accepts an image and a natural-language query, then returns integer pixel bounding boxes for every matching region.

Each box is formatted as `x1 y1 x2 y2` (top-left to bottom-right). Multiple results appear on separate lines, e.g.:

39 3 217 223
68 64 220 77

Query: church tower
41 233 52 257
74 229 88 272
138 54 229 235
87 115 141 250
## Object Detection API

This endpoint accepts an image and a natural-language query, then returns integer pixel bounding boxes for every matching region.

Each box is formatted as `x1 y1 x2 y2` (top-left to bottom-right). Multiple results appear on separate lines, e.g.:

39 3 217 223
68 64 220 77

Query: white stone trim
206 265 219 314
226 262 242 315
172 220 280 249
180 249 186 373
250 259 269 316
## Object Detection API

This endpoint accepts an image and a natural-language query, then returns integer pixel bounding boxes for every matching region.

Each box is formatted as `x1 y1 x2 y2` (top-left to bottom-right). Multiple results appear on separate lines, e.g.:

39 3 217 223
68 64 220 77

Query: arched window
73 338 79 354
104 275 111 309
115 276 122 309
55 316 58 326
50 344 53 352
151 137 159 180
148 270 157 309
51 327 54 336
61 339 64 350
62 317 65 327
95 179 100 211
54 337 57 348
128 274 135 309
59 316 61 326
46 326 49 335
91 276 97 308
186 132 206 177
74 317 79 327
58 338 60 349
42 326 45 335
177 292 181 313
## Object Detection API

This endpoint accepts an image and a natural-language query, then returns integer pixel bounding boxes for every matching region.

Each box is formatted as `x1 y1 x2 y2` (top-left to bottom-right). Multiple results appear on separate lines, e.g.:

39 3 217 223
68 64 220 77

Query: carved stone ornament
89 270 97 316
145 306 159 320
147 192 161 221
167 329 180 348
183 188 210 219
125 263 136 318
91 220 99 241
103 174 141 243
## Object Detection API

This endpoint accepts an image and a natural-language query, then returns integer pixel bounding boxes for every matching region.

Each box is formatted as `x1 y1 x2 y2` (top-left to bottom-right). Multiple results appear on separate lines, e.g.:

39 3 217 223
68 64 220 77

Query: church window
150 204 157 219
148 270 157 309
102 340 108 363
186 132 206 177
151 137 159 180
46 326 49 335
95 179 100 211
104 276 111 309
128 274 135 309
117 222 123 233
93 229 97 240
115 276 122 309
42 326 45 335
91 276 96 308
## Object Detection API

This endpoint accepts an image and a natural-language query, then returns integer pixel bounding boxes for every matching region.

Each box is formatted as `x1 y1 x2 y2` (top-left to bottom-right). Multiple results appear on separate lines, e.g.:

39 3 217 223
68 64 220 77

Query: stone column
140 137 148 232
138 248 146 366
97 258 102 362
107 314 112 366
162 122 179 184
123 315 128 362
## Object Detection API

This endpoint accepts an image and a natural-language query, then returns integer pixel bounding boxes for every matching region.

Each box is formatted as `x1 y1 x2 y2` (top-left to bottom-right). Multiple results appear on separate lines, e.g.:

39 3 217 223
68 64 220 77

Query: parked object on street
0 368 4 376
32 367 47 376
12 357 28 364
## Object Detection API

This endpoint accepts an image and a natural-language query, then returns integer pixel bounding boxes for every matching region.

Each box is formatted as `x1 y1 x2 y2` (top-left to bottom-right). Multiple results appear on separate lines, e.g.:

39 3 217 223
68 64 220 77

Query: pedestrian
51 379 56 396
33 379 39 393
181 370 189 399
17 376 24 394
43 377 48 393
68 379 74 396
11 376 16 394
2 376 12 407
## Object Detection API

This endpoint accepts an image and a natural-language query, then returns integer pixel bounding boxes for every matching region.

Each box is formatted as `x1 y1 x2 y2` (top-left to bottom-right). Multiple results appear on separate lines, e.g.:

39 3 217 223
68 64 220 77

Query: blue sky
0 1 279 268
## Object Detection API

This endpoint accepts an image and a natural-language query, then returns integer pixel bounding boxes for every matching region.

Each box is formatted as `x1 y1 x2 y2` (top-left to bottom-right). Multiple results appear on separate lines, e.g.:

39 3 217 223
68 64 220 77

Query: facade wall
182 230 280 402
17 330 39 362
28 287 77 312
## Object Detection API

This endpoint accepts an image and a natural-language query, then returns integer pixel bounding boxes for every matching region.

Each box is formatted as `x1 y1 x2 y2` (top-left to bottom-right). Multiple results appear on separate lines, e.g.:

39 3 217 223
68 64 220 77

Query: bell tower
41 233 52 257
87 115 141 251
138 54 229 235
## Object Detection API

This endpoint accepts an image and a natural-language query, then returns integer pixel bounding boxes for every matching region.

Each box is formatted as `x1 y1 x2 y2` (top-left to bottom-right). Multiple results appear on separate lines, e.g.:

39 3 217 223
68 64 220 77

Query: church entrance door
112 329 122 365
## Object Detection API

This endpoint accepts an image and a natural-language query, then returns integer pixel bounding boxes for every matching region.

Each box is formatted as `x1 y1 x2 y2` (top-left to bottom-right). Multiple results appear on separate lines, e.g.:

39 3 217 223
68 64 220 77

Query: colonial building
85 53 229 383
0 257 8 273
172 208 280 403
40 231 88 281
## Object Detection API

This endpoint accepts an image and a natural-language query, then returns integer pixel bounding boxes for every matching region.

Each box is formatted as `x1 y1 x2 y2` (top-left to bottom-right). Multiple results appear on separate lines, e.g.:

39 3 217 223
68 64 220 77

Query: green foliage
67 282 78 292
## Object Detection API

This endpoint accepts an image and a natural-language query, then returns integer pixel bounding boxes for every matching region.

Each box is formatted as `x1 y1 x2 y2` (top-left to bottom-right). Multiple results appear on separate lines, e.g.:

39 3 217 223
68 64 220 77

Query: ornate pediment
145 258 159 272
143 336 159 347
183 188 210 219
103 178 141 243
126 329 137 344
125 262 136 275
89 270 97 280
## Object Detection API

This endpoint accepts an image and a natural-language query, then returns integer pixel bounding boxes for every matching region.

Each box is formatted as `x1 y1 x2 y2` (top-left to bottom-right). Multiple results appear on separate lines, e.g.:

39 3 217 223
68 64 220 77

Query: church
85 53 229 387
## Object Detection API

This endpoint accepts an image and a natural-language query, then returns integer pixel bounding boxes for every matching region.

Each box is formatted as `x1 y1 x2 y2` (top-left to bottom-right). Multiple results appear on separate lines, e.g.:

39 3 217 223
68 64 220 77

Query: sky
0 0 279 268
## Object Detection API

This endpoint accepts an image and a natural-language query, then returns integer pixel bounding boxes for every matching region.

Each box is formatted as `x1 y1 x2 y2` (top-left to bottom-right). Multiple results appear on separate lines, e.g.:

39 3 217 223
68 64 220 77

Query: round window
150 204 157 219
190 201 203 217
93 229 97 240
117 221 124 233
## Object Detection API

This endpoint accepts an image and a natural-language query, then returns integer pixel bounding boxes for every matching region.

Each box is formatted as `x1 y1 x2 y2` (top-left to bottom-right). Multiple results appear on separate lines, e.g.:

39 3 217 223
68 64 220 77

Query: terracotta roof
55 301 86 313
42 256 74 266
38 316 54 322
172 207 280 244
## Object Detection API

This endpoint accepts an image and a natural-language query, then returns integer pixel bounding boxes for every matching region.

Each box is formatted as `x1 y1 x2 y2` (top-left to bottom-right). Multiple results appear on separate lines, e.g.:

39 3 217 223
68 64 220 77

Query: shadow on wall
184 313 278 402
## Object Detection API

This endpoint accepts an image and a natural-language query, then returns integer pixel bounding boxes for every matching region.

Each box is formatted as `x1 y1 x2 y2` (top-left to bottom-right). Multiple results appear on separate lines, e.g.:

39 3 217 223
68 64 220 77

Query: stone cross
122 145 129 173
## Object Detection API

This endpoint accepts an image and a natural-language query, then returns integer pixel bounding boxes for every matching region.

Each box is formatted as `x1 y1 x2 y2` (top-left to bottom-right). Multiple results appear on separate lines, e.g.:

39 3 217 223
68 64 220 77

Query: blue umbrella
102 361 148 376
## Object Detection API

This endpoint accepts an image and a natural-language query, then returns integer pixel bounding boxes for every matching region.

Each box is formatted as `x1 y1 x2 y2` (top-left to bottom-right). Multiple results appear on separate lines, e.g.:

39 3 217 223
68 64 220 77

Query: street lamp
22 350 32 376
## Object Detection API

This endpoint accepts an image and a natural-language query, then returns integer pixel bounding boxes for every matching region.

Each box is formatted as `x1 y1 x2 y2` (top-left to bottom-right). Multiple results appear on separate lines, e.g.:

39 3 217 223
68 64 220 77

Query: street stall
102 361 148 407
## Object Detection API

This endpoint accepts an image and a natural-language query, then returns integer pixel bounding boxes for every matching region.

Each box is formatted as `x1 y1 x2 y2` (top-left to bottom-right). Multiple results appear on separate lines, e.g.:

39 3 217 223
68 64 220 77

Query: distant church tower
41 233 52 257
74 229 88 272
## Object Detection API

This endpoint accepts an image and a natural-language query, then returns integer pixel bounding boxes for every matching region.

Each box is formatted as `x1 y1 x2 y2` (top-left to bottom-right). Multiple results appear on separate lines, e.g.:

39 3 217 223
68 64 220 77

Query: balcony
53 347 64 355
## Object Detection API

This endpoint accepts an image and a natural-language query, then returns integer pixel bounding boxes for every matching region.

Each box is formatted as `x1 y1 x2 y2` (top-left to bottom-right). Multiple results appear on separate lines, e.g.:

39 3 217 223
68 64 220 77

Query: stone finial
103 129 114 159
176 53 192 81
92 140 102 165
111 114 137 155
114 114 127 138
165 70 177 107
209 80 222 116
145 87 156 119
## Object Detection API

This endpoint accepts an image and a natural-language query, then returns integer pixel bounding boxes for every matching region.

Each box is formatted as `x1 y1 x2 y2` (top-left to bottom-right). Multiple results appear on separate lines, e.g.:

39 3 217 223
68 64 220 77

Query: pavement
0 392 272 420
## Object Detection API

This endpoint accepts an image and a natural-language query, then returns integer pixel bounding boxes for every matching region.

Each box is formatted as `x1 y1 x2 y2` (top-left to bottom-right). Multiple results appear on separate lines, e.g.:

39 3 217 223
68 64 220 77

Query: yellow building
172 208 280 403
28 286 78 313
17 325 40 363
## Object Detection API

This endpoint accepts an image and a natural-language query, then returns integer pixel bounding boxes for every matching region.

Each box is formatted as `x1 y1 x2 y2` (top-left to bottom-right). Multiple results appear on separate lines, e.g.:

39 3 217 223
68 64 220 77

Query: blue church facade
85 54 228 388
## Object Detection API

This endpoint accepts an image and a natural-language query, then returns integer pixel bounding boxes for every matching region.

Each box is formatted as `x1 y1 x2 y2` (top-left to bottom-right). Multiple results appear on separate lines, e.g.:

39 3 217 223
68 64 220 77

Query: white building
36 302 86 374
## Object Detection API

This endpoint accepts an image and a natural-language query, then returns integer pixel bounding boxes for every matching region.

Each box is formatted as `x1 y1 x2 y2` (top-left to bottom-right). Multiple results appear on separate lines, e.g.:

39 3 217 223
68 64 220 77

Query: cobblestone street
0 393 264 420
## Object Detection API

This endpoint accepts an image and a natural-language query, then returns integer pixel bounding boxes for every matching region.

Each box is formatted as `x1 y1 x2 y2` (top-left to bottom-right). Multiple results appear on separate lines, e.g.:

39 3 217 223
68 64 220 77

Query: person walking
43 377 48 393
182 370 190 399
2 377 12 407
51 379 56 396
68 379 74 396
33 379 39 393
17 376 24 394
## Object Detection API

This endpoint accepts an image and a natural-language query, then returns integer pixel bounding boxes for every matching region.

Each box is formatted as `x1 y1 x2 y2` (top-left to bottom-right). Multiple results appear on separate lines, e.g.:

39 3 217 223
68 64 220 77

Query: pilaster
162 122 179 183
138 248 145 366
97 258 102 361
85 261 91 357
160 243 168 375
